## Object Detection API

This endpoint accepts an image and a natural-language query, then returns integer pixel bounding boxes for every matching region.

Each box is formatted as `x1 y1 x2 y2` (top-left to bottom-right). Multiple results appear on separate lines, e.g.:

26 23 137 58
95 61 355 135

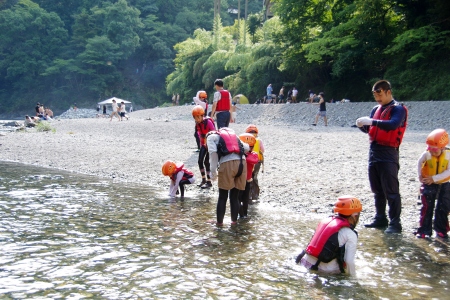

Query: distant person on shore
176 94 180 106
230 102 239 123
38 104 45 119
246 124 264 201
109 99 120 121
192 104 215 189
172 94 176 106
97 104 100 114
35 103 41 117
210 79 232 129
278 86 285 104
415 129 450 239
45 107 53 118
312 92 327 126
238 133 259 218
295 196 362 277
102 105 107 117
206 128 248 226
120 101 129 120
286 88 292 103
292 87 298 103
73 103 77 111
356 80 408 234
308 90 315 103
24 115 36 127
266 84 273 103
162 160 195 198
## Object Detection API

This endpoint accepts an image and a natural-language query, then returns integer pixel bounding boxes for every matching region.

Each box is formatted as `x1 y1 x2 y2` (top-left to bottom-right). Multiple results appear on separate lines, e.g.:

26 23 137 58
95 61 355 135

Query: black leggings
239 182 251 218
217 188 240 224
198 146 210 172
179 179 191 197
194 127 200 149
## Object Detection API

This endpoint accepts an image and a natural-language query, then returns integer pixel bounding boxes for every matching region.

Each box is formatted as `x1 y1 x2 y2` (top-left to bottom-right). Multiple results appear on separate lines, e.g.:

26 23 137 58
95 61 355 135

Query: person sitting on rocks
45 107 53 118
24 115 36 127
295 196 362 276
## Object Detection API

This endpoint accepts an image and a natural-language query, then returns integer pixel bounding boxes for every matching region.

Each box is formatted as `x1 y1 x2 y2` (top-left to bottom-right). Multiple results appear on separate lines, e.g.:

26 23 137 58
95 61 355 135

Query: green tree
0 0 68 109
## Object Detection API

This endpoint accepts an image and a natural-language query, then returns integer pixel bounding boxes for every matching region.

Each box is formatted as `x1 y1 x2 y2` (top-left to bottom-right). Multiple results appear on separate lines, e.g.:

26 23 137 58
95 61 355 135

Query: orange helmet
334 195 362 216
162 160 177 176
239 133 256 147
192 105 205 117
198 91 207 99
245 124 258 134
426 128 448 148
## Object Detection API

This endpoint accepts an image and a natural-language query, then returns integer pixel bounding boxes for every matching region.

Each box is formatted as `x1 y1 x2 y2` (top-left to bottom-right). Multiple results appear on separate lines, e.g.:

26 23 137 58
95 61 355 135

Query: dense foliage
1 0 449 115
167 0 450 102
0 0 262 113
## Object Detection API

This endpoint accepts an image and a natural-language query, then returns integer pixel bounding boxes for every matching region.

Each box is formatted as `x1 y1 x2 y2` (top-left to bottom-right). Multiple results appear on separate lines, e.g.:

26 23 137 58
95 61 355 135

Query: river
0 162 448 299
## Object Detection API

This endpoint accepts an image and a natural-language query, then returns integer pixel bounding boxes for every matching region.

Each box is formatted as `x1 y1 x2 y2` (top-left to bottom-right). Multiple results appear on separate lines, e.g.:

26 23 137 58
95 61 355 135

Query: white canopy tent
97 97 131 105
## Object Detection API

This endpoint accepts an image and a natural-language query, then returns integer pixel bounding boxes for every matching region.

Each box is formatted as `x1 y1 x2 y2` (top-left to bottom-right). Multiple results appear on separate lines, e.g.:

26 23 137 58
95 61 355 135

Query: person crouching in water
415 128 450 239
245 124 264 201
238 133 259 218
206 128 248 226
295 196 362 276
162 160 195 198
192 105 216 189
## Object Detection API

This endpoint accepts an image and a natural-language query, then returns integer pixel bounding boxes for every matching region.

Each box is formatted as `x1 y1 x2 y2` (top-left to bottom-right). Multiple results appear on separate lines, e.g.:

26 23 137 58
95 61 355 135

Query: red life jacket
170 163 194 181
245 152 259 180
195 117 216 145
217 128 243 158
368 101 408 148
306 216 351 262
216 90 231 111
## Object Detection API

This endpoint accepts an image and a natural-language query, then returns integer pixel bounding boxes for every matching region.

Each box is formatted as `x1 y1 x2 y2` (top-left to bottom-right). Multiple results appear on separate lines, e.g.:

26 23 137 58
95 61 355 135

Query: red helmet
426 129 449 148
239 133 256 147
192 105 205 117
162 160 176 176
198 91 207 99
334 195 362 216
245 124 258 134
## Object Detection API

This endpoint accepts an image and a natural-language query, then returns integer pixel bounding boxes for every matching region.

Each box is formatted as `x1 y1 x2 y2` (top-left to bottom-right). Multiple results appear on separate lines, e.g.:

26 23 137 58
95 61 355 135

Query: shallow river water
0 162 449 299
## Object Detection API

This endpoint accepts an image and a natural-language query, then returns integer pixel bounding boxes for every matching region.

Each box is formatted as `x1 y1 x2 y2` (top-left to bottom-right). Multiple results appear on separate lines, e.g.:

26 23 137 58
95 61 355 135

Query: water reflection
0 162 449 299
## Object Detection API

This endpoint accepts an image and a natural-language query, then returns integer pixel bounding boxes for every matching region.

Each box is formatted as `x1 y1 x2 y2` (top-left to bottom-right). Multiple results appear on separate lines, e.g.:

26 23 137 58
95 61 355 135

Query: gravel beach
1 101 449 233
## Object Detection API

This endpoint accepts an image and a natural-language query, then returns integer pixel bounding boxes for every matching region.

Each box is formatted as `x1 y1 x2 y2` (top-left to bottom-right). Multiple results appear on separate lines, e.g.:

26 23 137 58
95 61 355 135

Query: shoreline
0 103 444 233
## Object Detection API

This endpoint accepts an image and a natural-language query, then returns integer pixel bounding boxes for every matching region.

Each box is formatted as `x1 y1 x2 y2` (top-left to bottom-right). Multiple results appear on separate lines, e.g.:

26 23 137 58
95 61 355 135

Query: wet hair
214 79 224 87
373 80 392 91
319 92 324 96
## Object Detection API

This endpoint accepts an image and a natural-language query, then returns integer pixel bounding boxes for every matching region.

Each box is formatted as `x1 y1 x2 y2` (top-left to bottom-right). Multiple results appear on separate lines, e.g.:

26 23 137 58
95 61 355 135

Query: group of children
161 88 450 276
161 90 265 221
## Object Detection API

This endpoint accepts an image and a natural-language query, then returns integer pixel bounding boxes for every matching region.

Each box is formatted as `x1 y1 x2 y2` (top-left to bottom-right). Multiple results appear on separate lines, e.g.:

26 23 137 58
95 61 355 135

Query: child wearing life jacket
415 128 450 239
162 161 195 198
238 133 259 218
245 124 264 200
295 196 362 276
193 91 209 151
192 105 216 189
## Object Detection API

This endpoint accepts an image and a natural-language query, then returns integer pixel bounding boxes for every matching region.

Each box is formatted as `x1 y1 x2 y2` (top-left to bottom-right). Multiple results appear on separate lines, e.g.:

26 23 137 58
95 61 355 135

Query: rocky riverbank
0 102 448 233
